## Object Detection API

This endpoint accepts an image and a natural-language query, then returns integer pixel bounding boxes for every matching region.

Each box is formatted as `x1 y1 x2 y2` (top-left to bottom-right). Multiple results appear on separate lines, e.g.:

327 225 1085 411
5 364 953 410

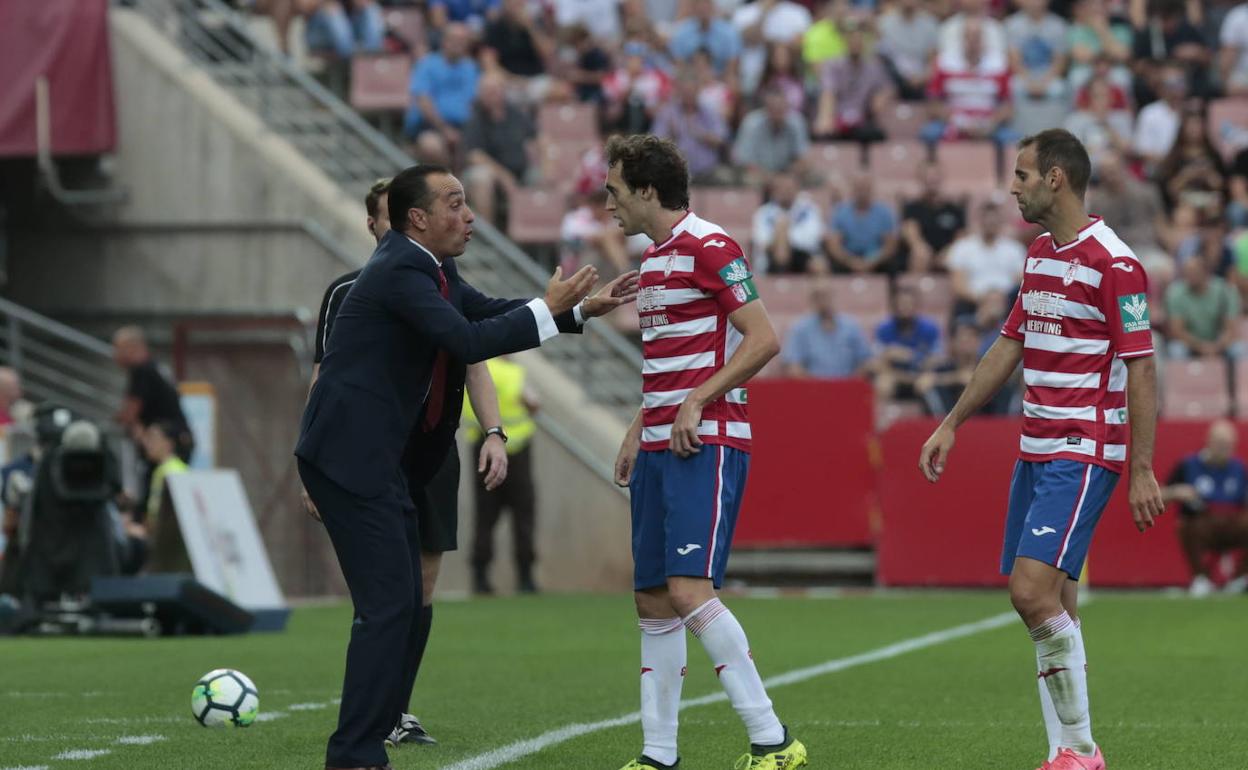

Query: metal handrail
0 297 115 358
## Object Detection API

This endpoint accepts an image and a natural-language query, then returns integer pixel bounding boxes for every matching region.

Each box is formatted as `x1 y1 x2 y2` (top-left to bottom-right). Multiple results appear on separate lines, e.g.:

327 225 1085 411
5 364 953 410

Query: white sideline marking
255 711 288 722
442 610 1018 770
287 702 330 711
52 749 112 760
116 735 166 746
0 766 50 770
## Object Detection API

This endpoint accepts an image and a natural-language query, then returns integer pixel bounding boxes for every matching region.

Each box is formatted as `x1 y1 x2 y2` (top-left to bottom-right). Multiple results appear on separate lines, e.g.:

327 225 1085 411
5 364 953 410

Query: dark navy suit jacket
296 229 578 499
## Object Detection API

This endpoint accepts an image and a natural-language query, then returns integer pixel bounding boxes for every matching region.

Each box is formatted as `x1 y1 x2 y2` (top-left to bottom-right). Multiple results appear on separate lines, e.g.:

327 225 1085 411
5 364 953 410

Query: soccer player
607 135 807 770
302 178 510 748
919 128 1166 770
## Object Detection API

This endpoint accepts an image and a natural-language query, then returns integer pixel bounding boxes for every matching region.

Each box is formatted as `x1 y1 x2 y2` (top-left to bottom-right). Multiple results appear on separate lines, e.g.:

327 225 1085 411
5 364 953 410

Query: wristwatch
485 426 509 444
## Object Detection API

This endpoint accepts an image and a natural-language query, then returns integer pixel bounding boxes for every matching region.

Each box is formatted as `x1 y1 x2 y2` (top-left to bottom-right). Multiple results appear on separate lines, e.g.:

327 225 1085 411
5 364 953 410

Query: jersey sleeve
695 235 759 315
1001 289 1025 341
1101 257 1154 359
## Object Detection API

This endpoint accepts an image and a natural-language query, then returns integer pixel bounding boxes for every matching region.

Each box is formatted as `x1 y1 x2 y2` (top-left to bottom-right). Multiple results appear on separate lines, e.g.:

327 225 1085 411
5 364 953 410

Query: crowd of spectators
247 0 1248 420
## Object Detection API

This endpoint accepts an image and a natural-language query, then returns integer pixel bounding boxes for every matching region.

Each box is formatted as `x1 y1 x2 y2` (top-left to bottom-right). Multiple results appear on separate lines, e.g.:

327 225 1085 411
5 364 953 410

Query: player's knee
1008 577 1054 623
634 588 672 619
665 580 714 617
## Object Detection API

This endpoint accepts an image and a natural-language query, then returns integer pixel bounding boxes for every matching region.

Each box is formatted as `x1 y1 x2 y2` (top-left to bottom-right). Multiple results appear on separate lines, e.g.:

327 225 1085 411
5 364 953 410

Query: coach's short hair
387 165 451 229
605 135 690 211
1019 128 1092 198
365 177 392 219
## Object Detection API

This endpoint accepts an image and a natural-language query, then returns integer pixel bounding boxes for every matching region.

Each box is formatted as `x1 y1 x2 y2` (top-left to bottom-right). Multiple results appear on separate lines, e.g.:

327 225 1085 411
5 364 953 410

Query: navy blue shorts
1002 459 1119 579
630 446 749 591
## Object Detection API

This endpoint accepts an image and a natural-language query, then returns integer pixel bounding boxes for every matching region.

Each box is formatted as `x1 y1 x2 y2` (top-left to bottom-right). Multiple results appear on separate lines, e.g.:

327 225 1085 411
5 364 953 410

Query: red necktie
422 267 450 431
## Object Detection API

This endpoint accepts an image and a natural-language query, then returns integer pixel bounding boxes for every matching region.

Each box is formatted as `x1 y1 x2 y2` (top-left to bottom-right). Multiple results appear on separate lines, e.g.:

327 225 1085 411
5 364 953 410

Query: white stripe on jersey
1027 257 1103 288
725 388 747 404
643 388 692 409
1021 293 1105 322
1103 408 1128 424
660 288 711 306
642 420 719 443
1108 358 1127 392
643 351 716 375
725 421 752 439
1024 368 1101 389
1104 444 1127 461
642 315 717 342
640 254 696 274
1024 332 1110 356
1023 401 1097 422
1021 435 1098 458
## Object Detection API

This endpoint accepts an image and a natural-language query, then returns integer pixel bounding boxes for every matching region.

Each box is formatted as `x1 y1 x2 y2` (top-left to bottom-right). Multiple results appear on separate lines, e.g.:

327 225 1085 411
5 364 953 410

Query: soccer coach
295 164 638 770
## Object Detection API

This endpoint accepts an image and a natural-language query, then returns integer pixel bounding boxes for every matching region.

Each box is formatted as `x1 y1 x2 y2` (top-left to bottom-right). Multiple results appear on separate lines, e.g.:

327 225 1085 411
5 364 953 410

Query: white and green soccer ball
191 669 259 727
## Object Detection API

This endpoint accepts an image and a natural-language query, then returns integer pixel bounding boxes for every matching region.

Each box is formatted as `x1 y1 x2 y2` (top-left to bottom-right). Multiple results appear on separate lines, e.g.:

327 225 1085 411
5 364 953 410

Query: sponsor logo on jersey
1118 293 1150 333
676 543 702 555
718 258 751 285
1032 526 1057 536
1066 436 1082 445
1111 261 1135 272
1026 290 1066 320
637 285 666 312
705 239 728 249
1027 319 1063 335
639 312 670 329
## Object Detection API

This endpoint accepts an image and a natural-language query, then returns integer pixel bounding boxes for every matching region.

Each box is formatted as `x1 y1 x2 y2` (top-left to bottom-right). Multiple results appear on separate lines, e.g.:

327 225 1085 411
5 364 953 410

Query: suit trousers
298 458 423 768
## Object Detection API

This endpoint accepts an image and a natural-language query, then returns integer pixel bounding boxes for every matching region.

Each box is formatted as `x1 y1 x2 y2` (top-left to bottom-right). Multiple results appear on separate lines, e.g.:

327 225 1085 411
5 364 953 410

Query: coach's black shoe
385 713 437 746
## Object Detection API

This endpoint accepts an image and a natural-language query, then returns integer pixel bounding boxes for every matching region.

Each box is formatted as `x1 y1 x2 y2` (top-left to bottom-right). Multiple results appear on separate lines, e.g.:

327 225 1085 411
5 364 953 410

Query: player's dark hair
605 135 690 211
388 165 451 230
1019 128 1092 198
365 177 392 219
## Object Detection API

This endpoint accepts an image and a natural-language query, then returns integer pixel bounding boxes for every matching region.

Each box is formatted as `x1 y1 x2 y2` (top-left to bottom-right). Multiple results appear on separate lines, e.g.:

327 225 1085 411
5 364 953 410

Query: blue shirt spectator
781 286 875 378
404 31 481 137
429 0 500 28
876 315 942 373
669 0 742 74
825 176 900 272
305 0 384 59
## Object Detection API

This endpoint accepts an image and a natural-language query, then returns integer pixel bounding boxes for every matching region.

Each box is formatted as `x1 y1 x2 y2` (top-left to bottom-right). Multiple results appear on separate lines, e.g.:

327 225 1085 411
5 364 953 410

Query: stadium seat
877 102 926 141
538 103 600 145
936 142 998 196
384 8 426 52
506 187 566 244
867 141 927 198
829 274 889 333
1163 358 1231 419
806 142 864 177
896 273 953 324
755 275 814 315
1208 98 1248 161
692 187 763 240
349 55 411 113
539 139 598 191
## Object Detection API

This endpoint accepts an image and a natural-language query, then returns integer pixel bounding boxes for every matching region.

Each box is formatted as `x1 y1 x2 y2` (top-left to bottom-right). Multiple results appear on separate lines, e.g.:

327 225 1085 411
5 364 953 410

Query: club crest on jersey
1062 258 1081 287
663 253 678 277
731 278 759 304
1118 293 1150 333
718 258 751 285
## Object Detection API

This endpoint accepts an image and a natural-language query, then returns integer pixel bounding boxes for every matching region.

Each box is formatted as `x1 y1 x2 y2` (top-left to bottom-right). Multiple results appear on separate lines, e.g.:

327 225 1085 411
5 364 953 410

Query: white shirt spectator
947 233 1026 298
732 0 812 93
939 13 1008 64
1063 109 1133 169
554 0 621 44
1222 4 1248 91
878 8 941 83
751 193 825 267
1133 99 1181 161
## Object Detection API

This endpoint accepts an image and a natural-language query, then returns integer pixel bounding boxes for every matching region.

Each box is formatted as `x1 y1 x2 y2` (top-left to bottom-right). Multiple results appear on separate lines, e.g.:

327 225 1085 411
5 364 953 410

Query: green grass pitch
2 593 1246 769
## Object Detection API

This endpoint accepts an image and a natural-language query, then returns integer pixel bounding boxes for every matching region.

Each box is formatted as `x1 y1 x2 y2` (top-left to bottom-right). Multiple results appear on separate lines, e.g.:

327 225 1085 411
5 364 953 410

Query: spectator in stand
1163 420 1248 597
1063 75 1134 171
802 0 849 70
874 286 942 403
112 327 193 461
1223 1 1248 96
566 25 611 104
824 173 901 274
1067 0 1133 91
751 172 825 274
620 0 670 64
923 19 1017 145
553 0 621 47
651 69 731 185
482 0 552 87
560 189 632 274
946 200 1025 316
139 420 190 531
0 368 21 427
1004 0 1070 137
1165 256 1242 360
462 73 536 227
1132 61 1187 170
917 320 1010 416
669 0 743 80
691 48 737 122
404 23 480 162
759 43 807 116
1090 151 1170 276
603 41 672 134
731 89 811 185
877 0 941 100
1229 144 1248 229
780 280 876 378
1154 109 1227 216
1130 0 1212 101
813 17 894 142
938 0 1008 63
732 0 813 94
428 0 499 37
302 0 384 59
900 161 968 273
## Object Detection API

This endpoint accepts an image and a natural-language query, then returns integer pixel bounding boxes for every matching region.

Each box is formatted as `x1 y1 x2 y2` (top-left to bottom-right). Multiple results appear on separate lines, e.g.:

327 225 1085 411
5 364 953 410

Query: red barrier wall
877 418 1241 587
736 379 876 547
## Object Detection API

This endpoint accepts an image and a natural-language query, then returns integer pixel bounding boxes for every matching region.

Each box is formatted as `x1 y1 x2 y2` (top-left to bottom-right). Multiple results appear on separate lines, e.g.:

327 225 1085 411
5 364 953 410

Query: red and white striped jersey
1002 217 1154 474
637 212 758 453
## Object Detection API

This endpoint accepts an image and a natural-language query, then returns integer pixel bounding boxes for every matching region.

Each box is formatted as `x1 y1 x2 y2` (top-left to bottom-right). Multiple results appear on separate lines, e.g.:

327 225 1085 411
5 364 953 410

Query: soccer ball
191 669 259 727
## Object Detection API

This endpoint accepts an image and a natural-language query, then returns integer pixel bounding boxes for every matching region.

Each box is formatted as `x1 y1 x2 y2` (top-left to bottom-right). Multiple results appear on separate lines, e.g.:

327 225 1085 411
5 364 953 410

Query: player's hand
615 431 640 487
300 486 321 522
479 434 509 491
1129 469 1165 532
670 398 705 458
581 270 640 318
918 424 955 483
545 265 599 315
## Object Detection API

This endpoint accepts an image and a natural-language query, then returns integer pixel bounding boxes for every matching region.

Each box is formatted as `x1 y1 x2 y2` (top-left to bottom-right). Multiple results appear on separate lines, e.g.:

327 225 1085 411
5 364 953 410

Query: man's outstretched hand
581 270 641 319
545 265 599 315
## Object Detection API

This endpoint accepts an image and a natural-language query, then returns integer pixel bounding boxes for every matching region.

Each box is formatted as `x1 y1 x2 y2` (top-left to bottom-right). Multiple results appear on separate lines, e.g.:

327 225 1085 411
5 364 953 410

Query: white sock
1037 647 1061 761
639 617 686 766
684 598 785 746
1031 612 1095 756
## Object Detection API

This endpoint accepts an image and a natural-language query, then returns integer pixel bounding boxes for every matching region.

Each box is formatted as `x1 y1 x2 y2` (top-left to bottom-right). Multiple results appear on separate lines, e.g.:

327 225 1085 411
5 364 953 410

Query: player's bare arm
1125 355 1165 531
614 408 643 487
919 336 1023 483
670 301 780 459
466 362 508 491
